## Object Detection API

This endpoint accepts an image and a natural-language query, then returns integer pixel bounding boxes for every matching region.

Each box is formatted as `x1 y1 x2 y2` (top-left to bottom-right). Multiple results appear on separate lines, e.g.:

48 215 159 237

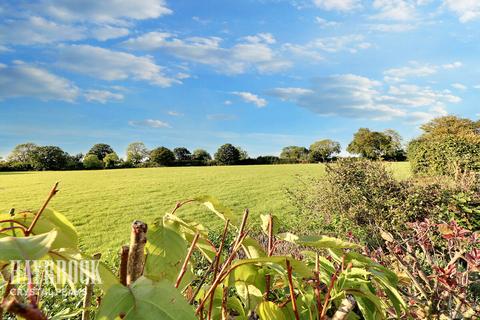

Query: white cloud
313 0 361 11
167 111 183 116
84 89 124 103
0 61 79 101
0 16 85 45
231 91 267 107
224 100 232 105
56 45 180 87
368 23 415 32
91 25 129 41
451 83 467 90
384 61 463 82
443 0 480 23
474 85 480 89
129 119 171 128
269 74 459 122
123 32 291 74
36 0 172 23
206 114 237 121
315 17 340 27
372 0 417 21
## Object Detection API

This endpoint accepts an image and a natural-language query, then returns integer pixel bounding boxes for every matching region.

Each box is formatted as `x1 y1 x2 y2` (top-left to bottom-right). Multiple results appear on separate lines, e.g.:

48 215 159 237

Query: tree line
0 126 410 171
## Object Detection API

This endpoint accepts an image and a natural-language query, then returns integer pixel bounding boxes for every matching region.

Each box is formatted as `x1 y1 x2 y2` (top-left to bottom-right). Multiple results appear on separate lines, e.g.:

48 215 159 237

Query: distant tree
31 146 68 170
150 147 175 166
87 143 114 161
236 146 249 160
347 128 401 160
192 149 212 162
7 143 38 164
420 115 480 137
66 153 84 170
126 142 149 165
83 154 103 169
103 152 120 169
309 139 341 162
173 147 192 161
214 144 240 165
280 146 309 162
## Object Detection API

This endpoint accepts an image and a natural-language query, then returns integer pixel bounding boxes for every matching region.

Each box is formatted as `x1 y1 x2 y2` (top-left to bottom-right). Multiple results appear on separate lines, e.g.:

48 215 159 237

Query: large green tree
150 147 175 166
87 143 114 161
7 143 38 164
83 154 103 169
309 139 341 162
214 144 240 165
173 147 191 161
280 146 309 162
103 152 120 169
126 142 149 165
347 128 402 160
31 146 68 170
192 149 211 162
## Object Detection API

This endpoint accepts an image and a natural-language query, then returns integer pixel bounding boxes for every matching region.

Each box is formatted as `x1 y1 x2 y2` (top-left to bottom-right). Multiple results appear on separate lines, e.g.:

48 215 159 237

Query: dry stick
82 253 101 320
126 221 148 285
1 298 47 320
320 266 340 320
233 209 249 249
195 232 248 315
331 295 356 320
221 285 228 320
170 199 195 215
265 214 273 299
26 182 59 236
286 259 300 320
207 220 230 319
176 233 200 288
314 253 323 319
119 246 129 286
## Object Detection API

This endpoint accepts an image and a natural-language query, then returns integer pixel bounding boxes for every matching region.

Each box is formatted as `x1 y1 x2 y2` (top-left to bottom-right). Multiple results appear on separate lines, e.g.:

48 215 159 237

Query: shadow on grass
0 171 34 175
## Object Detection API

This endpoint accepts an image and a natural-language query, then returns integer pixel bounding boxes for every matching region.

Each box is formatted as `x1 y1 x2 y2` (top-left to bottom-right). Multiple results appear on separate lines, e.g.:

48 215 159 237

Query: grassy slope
0 163 410 255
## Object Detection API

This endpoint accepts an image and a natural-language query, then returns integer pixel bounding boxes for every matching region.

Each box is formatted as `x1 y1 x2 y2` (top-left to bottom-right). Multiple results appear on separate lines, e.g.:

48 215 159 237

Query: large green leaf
242 236 266 258
96 277 196 320
260 214 280 236
0 209 78 249
0 230 57 260
278 233 361 249
257 301 287 320
144 224 191 286
193 195 237 223
229 256 312 279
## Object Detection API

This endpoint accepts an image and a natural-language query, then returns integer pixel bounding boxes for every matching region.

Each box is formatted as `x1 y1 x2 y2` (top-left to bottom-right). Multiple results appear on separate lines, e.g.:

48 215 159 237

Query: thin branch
26 182 59 236
82 253 101 320
265 214 273 299
0 226 27 236
119 246 129 286
286 259 300 320
170 199 195 215
175 233 200 288
314 253 323 318
321 265 341 320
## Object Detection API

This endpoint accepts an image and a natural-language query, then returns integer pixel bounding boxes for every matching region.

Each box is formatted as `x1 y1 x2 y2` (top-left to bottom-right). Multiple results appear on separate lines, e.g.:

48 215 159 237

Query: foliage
7 143 38 164
174 147 192 161
192 149 212 162
280 146 309 162
408 116 480 176
308 139 341 162
30 146 69 171
150 147 175 166
103 152 120 169
126 142 149 165
214 144 240 165
87 144 115 161
83 154 104 169
347 128 404 160
236 146 249 160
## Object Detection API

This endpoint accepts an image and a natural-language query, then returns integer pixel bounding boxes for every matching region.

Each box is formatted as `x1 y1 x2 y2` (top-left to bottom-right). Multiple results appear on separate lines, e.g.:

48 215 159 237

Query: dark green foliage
83 154 103 169
214 143 240 165
309 139 341 162
150 147 175 166
87 143 114 161
65 153 84 170
408 116 480 175
191 149 212 162
173 147 191 161
103 152 120 169
280 146 309 162
7 142 38 164
30 146 69 170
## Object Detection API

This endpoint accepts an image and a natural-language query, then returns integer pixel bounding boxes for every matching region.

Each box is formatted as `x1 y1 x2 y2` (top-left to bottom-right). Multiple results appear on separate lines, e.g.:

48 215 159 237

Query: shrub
150 147 175 166
30 146 69 171
192 149 211 162
83 154 103 169
214 143 240 165
103 152 120 169
87 143 114 161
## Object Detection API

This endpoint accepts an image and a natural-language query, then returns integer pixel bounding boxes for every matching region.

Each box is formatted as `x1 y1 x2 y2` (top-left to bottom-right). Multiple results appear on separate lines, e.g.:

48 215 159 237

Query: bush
214 143 240 165
103 152 120 169
150 147 175 166
30 146 69 170
83 154 103 169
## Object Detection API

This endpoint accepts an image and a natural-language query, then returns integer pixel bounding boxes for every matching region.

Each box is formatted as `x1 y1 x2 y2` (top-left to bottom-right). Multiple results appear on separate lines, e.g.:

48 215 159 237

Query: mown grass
0 162 410 255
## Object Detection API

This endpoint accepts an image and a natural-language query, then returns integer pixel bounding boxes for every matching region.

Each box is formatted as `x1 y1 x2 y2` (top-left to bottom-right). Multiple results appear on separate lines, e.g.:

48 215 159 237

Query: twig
221 285 228 320
265 214 273 299
176 233 200 288
321 265 341 319
82 253 101 320
314 253 323 318
331 295 356 320
286 259 300 320
233 209 249 249
0 226 28 236
170 199 195 215
126 221 148 285
119 246 129 286
26 182 59 236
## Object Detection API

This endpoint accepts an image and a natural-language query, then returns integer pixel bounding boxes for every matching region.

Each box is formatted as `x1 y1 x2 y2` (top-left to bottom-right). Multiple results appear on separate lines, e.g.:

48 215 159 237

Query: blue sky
1 0 479 158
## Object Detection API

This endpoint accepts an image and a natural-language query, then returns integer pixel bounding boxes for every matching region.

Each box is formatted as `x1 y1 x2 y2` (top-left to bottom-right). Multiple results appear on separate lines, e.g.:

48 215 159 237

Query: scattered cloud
167 111 184 116
207 113 237 121
128 119 171 128
372 0 417 21
231 91 267 107
368 23 415 32
442 61 463 69
269 74 459 122
123 32 291 74
84 89 124 103
443 0 480 23
384 61 463 82
56 45 181 87
192 16 210 25
315 17 340 27
0 61 79 101
313 0 361 11
91 25 129 41
452 83 467 90
224 100 232 105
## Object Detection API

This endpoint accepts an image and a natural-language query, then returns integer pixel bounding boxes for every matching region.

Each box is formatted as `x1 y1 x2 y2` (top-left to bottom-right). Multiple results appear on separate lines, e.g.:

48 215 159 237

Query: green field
0 163 410 256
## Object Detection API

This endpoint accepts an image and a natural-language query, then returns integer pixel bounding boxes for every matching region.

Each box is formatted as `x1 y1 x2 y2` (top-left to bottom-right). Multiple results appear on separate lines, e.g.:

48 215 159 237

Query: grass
0 162 410 256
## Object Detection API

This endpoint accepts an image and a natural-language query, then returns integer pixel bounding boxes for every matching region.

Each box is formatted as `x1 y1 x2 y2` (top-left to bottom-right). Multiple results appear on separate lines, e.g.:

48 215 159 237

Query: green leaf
193 195 237 223
242 236 266 258
278 233 361 249
96 277 196 320
229 256 312 279
257 301 287 320
144 224 190 286
0 230 57 260
260 214 280 235
0 209 78 249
